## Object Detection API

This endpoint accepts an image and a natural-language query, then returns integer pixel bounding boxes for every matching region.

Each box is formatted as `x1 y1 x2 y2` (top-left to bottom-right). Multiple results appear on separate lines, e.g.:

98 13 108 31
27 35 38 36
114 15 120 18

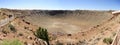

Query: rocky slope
0 8 119 45
3 9 113 34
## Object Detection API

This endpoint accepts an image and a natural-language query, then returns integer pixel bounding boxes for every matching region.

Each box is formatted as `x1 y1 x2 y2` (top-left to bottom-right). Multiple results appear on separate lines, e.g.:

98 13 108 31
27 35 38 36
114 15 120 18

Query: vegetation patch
9 24 16 33
0 39 23 45
112 32 116 36
103 37 113 45
34 27 49 45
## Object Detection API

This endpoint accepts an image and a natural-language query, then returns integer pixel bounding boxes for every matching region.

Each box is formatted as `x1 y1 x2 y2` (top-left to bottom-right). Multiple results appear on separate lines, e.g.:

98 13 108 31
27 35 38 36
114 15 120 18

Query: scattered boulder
67 34 72 36
27 36 33 40
8 15 12 18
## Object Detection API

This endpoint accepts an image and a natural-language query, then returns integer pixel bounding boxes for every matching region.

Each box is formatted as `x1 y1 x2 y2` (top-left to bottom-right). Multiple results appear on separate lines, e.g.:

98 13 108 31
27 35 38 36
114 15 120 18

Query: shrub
2 29 9 34
18 33 23 36
9 24 16 33
34 27 49 45
112 32 116 36
103 38 113 45
1 39 23 45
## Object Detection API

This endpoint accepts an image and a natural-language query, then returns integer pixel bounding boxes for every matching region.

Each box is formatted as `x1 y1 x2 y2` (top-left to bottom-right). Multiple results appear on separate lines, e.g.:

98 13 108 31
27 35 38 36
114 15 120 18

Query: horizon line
0 8 117 11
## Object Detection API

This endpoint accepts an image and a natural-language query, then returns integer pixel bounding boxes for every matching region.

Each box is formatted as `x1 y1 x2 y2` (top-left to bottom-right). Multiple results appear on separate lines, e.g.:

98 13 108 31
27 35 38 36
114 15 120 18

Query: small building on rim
112 10 120 15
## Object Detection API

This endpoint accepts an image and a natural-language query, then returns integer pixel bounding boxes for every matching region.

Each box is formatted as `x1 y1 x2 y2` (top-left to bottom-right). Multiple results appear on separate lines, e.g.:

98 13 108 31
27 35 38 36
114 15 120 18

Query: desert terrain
0 8 119 45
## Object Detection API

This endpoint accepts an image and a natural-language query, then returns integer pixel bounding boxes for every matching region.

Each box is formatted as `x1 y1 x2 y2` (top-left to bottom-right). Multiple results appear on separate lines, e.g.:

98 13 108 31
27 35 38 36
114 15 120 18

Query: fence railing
111 30 120 45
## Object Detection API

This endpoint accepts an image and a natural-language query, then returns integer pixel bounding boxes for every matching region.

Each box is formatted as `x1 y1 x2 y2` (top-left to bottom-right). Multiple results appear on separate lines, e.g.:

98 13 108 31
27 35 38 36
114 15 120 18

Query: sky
0 0 120 10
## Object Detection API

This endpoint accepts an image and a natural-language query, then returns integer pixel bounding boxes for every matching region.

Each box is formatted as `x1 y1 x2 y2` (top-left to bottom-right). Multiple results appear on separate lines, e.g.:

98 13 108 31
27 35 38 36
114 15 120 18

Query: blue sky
0 0 120 10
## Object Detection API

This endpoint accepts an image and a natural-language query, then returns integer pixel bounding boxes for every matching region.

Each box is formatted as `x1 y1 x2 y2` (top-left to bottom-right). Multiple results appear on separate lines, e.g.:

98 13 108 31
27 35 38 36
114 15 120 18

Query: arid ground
0 8 119 45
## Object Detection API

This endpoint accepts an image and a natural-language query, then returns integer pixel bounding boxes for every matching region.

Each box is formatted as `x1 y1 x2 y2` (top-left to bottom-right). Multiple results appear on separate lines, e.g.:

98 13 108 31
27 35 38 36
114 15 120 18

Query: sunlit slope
19 10 113 34
2 9 113 34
